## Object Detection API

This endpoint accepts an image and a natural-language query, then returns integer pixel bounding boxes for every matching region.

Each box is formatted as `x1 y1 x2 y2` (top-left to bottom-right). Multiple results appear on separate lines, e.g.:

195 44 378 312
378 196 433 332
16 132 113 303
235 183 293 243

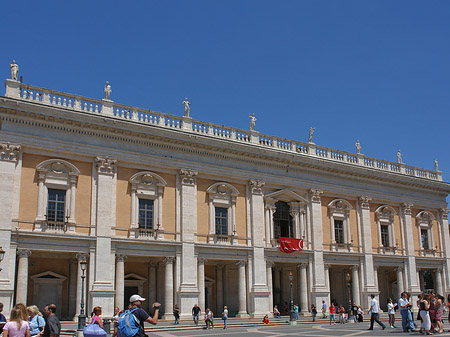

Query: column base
249 287 270 318
89 289 115 317
236 313 250 319
289 320 297 325
178 284 200 320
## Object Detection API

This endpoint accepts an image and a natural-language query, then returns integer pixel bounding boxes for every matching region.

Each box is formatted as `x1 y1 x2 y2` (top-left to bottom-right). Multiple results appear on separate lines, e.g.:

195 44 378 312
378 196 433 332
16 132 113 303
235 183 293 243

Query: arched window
273 201 293 238
328 199 353 251
375 205 397 254
416 211 436 256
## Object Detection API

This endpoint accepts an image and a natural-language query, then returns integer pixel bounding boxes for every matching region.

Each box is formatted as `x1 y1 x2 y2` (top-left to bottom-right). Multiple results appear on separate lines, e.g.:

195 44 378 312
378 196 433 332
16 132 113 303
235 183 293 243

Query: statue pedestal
101 99 114 116
5 79 21 99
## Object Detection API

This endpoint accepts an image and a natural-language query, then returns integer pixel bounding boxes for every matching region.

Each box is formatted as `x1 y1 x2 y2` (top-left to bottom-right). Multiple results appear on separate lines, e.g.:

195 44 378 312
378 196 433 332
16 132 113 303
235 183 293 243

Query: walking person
294 304 299 321
192 304 201 325
367 294 386 330
90 306 104 329
3 307 30 337
419 294 432 335
434 295 444 334
41 304 61 337
27 306 45 337
387 298 396 328
351 303 358 323
311 304 317 322
321 301 327 318
173 304 180 325
221 306 228 329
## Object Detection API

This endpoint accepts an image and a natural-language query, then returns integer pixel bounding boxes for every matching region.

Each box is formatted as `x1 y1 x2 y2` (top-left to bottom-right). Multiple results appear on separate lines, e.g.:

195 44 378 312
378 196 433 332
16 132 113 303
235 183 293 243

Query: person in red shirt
329 303 336 325
338 305 346 324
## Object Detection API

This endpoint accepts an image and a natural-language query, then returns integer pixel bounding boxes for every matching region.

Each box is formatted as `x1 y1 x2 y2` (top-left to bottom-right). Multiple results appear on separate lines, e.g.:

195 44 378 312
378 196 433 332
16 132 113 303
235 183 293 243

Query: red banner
279 237 303 253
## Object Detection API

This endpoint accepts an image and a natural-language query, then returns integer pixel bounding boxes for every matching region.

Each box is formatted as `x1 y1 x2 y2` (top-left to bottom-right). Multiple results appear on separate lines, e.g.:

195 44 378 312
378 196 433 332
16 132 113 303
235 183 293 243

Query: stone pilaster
248 179 269 317
0 142 21 313
178 169 200 319
309 189 328 307
439 209 450 293
401 203 420 295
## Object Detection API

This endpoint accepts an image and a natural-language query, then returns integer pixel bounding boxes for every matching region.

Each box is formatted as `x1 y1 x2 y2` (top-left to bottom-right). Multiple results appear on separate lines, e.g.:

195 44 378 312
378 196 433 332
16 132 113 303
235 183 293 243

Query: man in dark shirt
41 304 61 337
0 302 7 330
128 295 160 337
192 304 201 325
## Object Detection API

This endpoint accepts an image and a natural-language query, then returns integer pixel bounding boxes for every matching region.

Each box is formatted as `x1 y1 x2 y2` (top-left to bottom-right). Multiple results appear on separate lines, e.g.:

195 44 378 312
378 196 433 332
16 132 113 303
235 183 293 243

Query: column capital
179 169 198 185
395 266 403 273
440 208 449 220
95 156 117 175
297 263 307 270
324 264 330 270
163 257 175 265
236 260 247 268
217 264 225 270
17 249 31 258
197 258 207 265
249 179 265 195
116 254 127 262
359 196 372 209
309 189 323 203
76 253 88 263
0 142 21 162
434 268 442 274
351 265 359 272
266 260 274 268
402 203 413 215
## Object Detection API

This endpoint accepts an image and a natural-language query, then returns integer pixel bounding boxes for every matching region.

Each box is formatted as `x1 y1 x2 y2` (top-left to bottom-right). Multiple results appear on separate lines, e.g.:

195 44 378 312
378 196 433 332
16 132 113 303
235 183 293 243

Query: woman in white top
3 308 30 337
387 298 397 328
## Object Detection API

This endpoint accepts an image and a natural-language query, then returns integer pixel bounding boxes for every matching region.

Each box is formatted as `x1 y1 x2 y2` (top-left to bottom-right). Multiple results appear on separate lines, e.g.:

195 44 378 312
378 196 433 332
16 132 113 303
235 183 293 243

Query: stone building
0 68 449 320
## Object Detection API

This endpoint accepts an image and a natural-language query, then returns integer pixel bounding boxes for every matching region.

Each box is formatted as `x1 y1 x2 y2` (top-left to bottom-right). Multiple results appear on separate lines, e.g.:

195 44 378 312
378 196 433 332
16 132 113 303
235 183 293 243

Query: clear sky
1 1 449 200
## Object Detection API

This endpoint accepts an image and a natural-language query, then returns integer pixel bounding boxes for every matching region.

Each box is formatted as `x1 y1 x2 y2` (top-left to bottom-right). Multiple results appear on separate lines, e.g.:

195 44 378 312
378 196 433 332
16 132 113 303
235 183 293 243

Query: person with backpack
118 295 160 337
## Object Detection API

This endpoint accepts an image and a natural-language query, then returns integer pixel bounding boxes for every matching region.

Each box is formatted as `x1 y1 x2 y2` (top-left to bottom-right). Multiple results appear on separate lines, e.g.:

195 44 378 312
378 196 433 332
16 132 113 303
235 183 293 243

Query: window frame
328 199 353 251
416 211 435 255
375 205 397 253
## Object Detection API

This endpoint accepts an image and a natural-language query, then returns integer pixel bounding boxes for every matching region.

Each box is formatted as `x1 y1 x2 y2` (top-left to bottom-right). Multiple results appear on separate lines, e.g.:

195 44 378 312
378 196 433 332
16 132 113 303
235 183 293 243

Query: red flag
279 237 303 253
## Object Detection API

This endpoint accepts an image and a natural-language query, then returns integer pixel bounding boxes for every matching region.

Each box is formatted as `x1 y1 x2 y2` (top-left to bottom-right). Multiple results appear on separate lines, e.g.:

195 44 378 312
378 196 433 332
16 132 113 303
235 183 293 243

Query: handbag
83 316 107 337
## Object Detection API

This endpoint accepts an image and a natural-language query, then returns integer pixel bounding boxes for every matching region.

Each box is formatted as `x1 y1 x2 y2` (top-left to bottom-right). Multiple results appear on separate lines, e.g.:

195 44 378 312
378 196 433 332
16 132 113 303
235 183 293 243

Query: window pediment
375 205 397 222
265 189 308 204
328 199 352 216
416 211 435 227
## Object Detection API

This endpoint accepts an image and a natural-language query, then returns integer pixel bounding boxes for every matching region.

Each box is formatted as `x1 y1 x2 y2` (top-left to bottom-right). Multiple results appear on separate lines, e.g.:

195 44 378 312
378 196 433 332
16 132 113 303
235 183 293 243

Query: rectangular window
47 189 66 222
215 207 228 235
380 224 390 247
421 228 429 250
139 199 154 229
334 219 344 244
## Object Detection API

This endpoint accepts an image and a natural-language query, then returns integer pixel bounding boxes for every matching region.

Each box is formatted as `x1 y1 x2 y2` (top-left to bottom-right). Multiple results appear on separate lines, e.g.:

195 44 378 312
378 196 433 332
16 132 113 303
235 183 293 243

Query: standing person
27 306 45 337
329 303 336 325
351 303 359 323
14 304 28 322
434 295 444 334
338 305 345 324
419 294 432 335
207 309 214 329
112 307 120 322
173 304 180 325
204 309 212 329
122 294 160 337
192 304 201 325
40 304 61 337
221 306 228 329
112 310 124 337
90 306 104 329
367 294 386 330
357 306 364 322
399 291 415 332
387 298 396 328
311 304 317 322
294 304 299 320
0 303 7 331
3 307 30 337
321 300 327 318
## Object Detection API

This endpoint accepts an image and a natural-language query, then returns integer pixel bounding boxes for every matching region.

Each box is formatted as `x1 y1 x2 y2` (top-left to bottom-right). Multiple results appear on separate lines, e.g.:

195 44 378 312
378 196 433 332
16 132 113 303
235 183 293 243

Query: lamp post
77 257 88 334
346 271 351 314
0 246 5 271
289 271 296 325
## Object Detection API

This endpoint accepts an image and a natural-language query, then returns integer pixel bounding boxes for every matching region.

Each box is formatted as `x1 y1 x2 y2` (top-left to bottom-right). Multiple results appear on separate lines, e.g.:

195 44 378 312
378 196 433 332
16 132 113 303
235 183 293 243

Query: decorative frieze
95 156 117 175
0 142 21 162
249 179 265 195
179 169 198 186
309 189 323 203
359 196 372 210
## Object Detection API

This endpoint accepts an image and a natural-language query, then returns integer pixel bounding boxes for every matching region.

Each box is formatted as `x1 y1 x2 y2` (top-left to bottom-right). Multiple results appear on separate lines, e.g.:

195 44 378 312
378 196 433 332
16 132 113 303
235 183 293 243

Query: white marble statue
182 97 191 117
10 60 19 81
104 81 112 100
248 113 256 131
356 140 361 154
397 150 402 164
435 159 439 171
308 127 315 143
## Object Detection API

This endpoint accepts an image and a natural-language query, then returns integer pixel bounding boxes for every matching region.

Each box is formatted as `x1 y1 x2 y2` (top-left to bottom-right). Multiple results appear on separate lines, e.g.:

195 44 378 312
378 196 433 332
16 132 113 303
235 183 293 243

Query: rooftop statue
397 150 402 164
10 60 19 81
356 140 361 154
308 127 315 143
104 81 112 100
182 97 191 117
435 159 439 171
248 113 256 131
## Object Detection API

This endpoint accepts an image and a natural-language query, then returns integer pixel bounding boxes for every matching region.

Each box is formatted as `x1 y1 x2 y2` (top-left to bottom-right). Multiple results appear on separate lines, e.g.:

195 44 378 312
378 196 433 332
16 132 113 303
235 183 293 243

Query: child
263 314 269 324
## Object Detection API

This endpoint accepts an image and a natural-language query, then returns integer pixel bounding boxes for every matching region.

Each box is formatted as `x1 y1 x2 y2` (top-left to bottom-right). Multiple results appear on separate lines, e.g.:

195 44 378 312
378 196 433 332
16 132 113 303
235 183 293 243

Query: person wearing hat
129 295 161 336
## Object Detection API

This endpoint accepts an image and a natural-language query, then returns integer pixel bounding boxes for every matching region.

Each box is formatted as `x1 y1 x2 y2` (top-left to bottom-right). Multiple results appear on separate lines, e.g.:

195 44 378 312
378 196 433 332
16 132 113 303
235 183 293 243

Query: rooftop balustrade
3 78 443 181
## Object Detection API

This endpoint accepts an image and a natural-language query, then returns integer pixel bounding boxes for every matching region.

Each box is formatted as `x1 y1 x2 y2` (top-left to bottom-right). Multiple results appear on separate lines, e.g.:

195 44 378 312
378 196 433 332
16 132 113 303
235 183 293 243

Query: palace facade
0 71 449 320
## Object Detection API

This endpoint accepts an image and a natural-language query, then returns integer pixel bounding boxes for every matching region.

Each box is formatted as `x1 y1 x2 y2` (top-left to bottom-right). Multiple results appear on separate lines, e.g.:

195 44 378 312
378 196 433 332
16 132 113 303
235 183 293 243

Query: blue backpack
118 309 140 337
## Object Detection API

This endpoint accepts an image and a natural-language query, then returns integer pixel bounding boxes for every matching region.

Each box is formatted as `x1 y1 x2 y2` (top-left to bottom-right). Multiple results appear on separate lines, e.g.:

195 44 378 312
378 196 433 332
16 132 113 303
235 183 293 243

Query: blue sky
1 1 450 198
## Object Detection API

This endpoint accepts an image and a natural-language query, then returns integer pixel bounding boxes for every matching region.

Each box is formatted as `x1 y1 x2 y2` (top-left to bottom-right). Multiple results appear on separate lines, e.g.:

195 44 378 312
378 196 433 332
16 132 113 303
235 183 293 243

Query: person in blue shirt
0 302 7 331
27 305 46 337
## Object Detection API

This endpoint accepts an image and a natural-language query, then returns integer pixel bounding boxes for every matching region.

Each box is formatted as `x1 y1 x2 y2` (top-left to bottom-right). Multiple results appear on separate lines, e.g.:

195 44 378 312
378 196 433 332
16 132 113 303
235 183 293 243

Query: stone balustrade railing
4 79 443 181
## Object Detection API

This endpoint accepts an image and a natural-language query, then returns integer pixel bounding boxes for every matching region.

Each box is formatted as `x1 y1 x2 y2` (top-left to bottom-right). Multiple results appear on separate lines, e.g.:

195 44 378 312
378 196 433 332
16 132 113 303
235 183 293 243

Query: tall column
68 259 78 318
149 263 157 304
237 261 248 318
16 249 31 304
439 209 450 293
289 203 300 238
216 265 224 313
401 203 420 295
309 189 328 308
351 266 360 306
178 170 200 318
435 269 443 296
90 157 117 315
266 261 273 313
274 266 281 306
197 258 206 311
248 180 269 317
115 255 126 310
324 264 331 306
358 196 377 309
396 267 404 300
0 143 21 312
164 257 174 318
75 253 88 321
298 263 308 313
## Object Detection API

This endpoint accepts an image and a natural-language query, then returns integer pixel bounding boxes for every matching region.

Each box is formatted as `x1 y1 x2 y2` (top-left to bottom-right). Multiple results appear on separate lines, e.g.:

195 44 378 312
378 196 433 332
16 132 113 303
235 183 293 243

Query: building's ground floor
0 234 447 320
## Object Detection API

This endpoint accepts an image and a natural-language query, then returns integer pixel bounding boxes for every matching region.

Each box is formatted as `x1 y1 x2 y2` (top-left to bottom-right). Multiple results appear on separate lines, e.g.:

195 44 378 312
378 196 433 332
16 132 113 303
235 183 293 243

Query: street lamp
77 257 88 334
0 246 5 271
346 271 351 314
289 271 296 325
